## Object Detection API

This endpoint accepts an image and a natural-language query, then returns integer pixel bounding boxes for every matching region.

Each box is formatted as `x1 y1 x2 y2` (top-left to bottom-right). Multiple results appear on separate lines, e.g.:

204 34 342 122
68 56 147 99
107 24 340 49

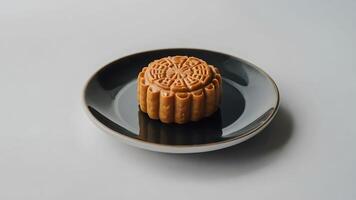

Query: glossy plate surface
83 49 280 153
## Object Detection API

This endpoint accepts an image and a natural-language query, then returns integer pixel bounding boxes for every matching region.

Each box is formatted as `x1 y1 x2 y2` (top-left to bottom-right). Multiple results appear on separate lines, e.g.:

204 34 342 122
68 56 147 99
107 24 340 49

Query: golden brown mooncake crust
137 56 222 124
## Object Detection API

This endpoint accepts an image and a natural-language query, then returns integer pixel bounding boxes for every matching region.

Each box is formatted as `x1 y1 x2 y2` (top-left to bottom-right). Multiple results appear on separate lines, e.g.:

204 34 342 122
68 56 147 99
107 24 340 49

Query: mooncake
137 56 222 124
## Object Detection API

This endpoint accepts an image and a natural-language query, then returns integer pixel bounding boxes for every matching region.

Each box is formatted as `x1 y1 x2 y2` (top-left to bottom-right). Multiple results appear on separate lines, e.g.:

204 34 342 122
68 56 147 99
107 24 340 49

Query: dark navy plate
83 49 279 153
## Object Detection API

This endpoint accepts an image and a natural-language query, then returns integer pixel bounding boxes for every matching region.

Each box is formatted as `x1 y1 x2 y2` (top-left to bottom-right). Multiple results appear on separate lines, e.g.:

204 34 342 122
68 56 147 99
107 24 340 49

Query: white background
1 0 356 199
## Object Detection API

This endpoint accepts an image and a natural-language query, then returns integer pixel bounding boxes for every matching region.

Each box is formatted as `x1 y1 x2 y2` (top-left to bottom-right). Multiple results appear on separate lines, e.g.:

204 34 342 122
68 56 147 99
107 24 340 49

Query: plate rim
82 48 280 153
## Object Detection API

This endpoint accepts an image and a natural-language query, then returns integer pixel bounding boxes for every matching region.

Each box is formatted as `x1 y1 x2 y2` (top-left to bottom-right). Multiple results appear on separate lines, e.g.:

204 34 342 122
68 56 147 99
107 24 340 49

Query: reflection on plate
138 109 223 145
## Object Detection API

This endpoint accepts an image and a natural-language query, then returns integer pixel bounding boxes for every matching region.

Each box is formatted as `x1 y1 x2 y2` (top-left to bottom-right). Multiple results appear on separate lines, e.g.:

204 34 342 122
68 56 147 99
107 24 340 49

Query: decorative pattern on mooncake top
137 56 222 124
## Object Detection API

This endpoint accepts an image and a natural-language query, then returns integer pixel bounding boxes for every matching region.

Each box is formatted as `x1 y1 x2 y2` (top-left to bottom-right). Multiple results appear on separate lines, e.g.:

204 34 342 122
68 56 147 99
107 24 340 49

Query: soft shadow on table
111 106 293 180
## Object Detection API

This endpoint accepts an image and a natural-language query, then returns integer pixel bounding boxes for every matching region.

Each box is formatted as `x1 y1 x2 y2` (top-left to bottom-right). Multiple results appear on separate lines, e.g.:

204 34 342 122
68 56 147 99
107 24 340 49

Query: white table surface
1 0 356 199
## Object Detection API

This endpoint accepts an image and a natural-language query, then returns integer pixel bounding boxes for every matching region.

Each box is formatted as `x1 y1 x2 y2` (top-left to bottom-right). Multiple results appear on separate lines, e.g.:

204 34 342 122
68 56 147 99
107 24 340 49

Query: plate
83 48 280 153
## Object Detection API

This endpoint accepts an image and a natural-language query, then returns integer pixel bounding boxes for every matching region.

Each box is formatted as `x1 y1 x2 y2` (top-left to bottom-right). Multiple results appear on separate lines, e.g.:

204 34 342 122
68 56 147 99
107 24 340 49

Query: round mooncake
137 56 222 124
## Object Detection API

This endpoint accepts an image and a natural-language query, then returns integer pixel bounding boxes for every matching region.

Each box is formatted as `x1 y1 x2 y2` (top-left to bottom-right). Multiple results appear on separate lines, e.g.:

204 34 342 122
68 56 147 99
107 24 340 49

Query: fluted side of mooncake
137 61 222 124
